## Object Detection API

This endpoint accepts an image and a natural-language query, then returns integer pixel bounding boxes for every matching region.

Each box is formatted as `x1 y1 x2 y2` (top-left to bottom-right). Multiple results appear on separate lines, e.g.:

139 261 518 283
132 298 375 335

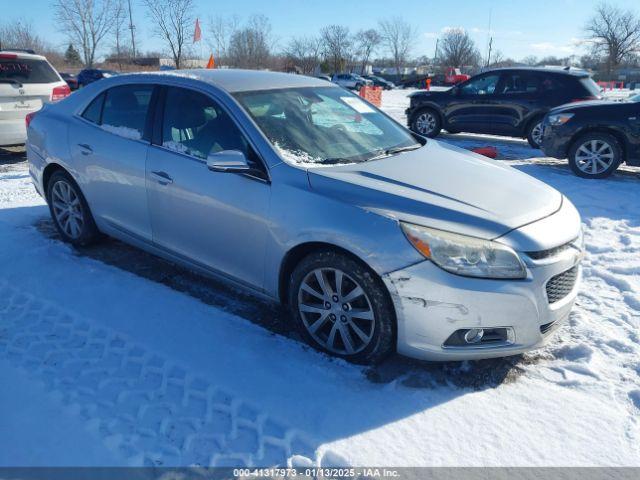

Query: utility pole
127 0 137 59
486 37 493 68
433 38 439 66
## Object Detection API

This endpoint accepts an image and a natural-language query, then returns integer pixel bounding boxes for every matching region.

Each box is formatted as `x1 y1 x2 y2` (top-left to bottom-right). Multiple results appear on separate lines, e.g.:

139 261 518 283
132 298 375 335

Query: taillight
25 111 36 128
0 53 18 59
51 84 71 101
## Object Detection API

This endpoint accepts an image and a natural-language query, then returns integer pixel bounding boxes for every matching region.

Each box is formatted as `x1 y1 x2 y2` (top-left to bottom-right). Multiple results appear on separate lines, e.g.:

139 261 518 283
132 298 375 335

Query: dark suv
77 69 119 87
541 98 640 178
406 67 601 148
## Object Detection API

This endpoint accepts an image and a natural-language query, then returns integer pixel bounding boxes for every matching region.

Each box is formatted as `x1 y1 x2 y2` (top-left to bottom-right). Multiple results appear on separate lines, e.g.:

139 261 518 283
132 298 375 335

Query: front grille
527 240 575 260
545 266 579 304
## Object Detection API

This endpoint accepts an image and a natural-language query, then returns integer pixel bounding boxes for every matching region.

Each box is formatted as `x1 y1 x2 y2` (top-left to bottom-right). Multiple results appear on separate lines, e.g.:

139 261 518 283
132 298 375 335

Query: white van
1 50 70 146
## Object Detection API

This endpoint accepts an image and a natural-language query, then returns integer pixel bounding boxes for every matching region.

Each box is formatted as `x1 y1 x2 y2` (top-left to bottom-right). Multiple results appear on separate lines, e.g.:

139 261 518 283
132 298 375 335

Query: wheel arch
42 162 69 197
523 112 546 136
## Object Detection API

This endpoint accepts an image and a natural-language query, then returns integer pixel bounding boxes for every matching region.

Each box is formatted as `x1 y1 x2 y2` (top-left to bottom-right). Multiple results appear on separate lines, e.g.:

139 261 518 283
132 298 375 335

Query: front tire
567 132 622 179
288 251 395 365
411 108 441 137
46 170 101 246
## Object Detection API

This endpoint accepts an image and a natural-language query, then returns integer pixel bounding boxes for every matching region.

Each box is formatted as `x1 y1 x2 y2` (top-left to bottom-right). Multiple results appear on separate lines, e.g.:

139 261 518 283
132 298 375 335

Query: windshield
234 86 421 165
0 58 60 84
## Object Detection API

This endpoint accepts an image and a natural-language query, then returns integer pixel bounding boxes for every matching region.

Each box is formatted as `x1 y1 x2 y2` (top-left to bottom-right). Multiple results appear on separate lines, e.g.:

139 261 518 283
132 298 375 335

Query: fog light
464 328 484 344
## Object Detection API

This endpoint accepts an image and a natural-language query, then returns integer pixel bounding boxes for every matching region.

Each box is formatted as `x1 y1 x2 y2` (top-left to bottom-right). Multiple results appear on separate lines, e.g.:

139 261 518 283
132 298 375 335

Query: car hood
549 99 613 113
409 90 451 100
306 140 562 240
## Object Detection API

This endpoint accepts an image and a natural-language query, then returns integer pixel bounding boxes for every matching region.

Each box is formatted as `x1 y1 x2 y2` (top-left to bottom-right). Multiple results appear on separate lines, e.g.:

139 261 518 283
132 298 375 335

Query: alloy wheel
415 112 437 135
297 267 375 355
574 139 615 175
530 122 544 147
51 180 84 239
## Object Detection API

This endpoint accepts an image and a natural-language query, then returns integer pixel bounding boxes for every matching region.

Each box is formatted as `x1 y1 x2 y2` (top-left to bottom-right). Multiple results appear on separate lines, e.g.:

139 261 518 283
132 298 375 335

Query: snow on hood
307 140 562 240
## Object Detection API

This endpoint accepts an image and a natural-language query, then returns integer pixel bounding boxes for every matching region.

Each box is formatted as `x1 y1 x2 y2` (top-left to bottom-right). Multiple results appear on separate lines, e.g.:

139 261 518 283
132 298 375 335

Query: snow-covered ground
0 91 639 467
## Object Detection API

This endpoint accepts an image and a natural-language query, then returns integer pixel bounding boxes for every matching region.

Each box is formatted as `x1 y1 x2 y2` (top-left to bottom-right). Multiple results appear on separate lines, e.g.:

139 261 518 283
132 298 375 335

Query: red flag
193 18 202 43
206 54 215 69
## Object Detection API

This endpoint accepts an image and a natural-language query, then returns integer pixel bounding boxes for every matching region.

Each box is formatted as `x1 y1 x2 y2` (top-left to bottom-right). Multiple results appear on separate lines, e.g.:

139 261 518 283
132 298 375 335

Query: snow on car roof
119 68 333 93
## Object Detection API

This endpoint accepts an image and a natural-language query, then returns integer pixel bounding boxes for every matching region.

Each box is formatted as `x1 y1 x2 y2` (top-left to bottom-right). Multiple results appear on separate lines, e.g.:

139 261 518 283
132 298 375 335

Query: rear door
444 73 501 133
68 84 156 241
491 71 543 135
0 54 63 145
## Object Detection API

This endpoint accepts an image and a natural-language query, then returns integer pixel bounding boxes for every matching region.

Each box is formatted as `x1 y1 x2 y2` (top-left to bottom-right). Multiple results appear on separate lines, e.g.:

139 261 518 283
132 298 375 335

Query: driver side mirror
206 150 251 173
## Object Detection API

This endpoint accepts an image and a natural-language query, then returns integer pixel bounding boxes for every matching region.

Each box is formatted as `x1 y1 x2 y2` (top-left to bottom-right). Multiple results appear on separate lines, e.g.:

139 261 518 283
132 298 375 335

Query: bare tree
227 15 274 69
354 29 381 74
0 19 49 53
521 55 538 66
53 0 116 67
437 28 480 68
285 36 322 74
320 25 352 73
585 3 640 77
378 17 416 76
142 0 195 69
110 0 128 68
207 14 240 65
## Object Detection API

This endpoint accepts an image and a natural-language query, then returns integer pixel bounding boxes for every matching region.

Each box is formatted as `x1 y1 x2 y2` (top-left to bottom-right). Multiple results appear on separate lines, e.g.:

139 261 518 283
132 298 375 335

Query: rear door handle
77 143 93 155
150 170 173 185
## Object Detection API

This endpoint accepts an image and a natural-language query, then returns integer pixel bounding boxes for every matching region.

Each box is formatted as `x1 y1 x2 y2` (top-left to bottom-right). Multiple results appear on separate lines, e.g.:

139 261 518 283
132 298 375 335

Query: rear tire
567 132 622 179
288 250 395 365
46 170 101 246
411 108 442 138
526 118 544 149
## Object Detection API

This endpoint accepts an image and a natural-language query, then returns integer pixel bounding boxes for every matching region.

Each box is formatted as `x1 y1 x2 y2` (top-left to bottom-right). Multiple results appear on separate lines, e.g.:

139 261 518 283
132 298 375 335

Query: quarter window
81 92 105 124
161 87 249 160
100 85 153 140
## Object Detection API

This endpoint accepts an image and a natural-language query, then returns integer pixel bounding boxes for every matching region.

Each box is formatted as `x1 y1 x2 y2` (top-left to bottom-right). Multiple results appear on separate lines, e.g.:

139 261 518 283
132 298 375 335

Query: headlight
401 223 527 279
547 113 574 126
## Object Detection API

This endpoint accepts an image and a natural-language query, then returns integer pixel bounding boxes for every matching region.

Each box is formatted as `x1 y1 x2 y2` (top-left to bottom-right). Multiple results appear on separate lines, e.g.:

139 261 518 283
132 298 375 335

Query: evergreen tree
64 44 82 66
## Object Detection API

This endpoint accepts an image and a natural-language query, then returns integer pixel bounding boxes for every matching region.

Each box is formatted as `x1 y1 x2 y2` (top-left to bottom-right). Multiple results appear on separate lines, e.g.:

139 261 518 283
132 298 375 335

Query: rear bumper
0 119 26 146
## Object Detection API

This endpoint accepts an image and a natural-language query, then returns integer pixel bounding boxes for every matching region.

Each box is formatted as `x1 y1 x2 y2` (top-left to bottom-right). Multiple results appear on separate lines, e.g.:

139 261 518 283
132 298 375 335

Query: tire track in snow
0 281 318 467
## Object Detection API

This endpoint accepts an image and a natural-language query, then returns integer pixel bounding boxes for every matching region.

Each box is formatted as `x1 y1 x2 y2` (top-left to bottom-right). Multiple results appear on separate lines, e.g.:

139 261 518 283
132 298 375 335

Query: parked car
315 74 332 82
331 73 372 90
407 67 602 148
59 72 79 91
444 67 470 85
363 75 395 90
0 49 70 146
77 69 119 87
26 70 583 364
541 100 640 178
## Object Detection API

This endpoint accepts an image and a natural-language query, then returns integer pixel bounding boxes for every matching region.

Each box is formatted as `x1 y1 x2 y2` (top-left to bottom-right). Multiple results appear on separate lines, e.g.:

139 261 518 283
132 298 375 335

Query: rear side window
499 73 541 94
100 85 153 140
81 93 105 124
0 58 60 84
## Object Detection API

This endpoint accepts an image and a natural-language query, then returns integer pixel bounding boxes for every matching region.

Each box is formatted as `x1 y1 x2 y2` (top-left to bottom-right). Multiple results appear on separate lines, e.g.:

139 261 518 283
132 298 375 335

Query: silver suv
0 50 70 146
331 73 373 90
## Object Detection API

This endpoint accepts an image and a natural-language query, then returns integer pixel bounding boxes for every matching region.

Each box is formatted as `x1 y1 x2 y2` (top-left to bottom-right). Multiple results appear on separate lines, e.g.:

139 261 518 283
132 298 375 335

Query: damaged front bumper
382 245 582 361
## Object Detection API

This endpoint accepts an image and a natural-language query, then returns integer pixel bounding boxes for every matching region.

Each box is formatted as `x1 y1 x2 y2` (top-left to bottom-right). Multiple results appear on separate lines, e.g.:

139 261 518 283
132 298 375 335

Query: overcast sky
4 0 640 61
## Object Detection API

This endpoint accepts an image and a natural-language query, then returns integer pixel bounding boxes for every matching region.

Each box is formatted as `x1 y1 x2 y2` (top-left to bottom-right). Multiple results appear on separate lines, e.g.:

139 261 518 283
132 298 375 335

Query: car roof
0 50 48 61
117 69 332 93
483 66 590 77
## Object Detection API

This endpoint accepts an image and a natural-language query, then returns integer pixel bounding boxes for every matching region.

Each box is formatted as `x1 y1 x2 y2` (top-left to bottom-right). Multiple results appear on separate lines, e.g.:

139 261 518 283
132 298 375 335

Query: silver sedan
26 70 583 364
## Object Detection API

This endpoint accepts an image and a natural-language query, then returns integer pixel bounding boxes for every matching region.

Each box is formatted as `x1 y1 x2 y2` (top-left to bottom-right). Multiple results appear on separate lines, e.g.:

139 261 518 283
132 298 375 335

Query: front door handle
150 170 173 185
77 143 93 155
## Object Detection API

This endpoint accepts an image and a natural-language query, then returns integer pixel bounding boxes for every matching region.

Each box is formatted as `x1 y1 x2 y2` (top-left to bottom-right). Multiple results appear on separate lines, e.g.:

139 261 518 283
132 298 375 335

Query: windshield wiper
0 78 23 87
366 144 422 162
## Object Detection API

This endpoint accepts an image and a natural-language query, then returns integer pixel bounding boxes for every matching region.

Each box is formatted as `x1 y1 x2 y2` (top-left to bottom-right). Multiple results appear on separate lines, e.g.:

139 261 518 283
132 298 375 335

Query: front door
444 73 501 133
146 86 271 290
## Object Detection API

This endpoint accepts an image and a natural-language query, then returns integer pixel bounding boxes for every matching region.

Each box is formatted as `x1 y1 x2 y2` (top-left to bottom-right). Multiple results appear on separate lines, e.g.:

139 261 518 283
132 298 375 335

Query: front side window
234 86 420 165
460 74 500 95
161 87 249 160
100 85 153 140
